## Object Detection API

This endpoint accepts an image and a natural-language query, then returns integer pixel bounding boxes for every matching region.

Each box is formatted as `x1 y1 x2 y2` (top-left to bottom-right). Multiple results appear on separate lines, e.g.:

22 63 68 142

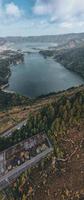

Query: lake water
7 52 84 98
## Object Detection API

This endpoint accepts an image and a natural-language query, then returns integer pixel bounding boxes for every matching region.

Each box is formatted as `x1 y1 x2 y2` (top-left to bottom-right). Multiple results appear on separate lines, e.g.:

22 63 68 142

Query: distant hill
0 32 84 46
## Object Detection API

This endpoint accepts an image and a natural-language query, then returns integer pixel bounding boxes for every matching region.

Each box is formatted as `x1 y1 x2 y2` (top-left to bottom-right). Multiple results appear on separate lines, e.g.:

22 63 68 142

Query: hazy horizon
1 31 84 38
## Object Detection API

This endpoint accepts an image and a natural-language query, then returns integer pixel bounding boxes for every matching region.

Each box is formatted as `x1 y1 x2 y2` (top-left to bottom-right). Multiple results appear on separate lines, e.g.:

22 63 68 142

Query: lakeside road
0 101 52 138
1 119 28 138
0 147 53 191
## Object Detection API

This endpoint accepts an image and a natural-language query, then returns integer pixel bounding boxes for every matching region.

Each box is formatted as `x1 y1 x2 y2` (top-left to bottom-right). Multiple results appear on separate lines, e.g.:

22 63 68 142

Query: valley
0 84 83 200
0 33 84 200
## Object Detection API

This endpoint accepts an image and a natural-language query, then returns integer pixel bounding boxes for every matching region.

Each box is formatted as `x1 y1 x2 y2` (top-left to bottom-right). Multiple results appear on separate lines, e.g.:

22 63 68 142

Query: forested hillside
0 90 30 110
54 47 84 78
0 51 24 86
40 46 84 78
0 85 84 200
0 86 83 152
0 58 10 85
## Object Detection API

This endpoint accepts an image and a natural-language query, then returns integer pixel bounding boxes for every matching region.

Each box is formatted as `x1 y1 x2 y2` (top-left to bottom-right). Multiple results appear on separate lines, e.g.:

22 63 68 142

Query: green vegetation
0 51 24 86
0 85 84 200
0 34 84 199
0 58 10 85
54 47 84 78
0 90 31 111
40 46 84 78
0 86 83 153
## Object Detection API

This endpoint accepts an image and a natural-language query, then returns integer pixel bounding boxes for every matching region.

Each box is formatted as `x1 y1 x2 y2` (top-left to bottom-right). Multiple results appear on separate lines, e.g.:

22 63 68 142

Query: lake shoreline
5 52 84 98
0 83 15 94
39 47 84 79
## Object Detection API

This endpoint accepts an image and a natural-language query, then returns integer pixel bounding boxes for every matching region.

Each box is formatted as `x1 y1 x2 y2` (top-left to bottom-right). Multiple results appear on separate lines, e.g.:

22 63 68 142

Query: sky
0 0 84 36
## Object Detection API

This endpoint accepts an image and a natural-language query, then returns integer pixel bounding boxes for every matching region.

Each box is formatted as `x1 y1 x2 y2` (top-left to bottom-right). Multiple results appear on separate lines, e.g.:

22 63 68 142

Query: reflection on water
7 53 84 98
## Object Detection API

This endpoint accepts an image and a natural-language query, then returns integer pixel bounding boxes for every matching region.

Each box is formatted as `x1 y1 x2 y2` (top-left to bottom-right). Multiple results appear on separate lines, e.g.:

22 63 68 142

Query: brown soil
31 123 84 200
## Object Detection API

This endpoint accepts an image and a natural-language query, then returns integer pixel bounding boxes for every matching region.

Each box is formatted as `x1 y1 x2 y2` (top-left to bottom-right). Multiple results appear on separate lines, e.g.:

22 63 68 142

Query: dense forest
0 86 83 153
0 58 10 85
40 46 84 78
0 51 24 86
0 32 84 200
0 85 84 200
54 47 84 78
0 90 31 110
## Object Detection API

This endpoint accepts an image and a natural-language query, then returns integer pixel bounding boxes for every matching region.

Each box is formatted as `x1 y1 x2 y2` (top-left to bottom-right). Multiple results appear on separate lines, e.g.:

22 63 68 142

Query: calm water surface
7 53 84 98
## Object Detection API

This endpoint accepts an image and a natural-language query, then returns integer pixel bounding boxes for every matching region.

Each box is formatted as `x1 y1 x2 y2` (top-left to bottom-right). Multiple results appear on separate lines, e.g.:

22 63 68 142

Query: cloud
0 0 84 36
0 0 3 17
32 0 84 36
33 0 84 24
61 22 73 29
5 2 23 18
33 0 53 15
0 1 23 19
